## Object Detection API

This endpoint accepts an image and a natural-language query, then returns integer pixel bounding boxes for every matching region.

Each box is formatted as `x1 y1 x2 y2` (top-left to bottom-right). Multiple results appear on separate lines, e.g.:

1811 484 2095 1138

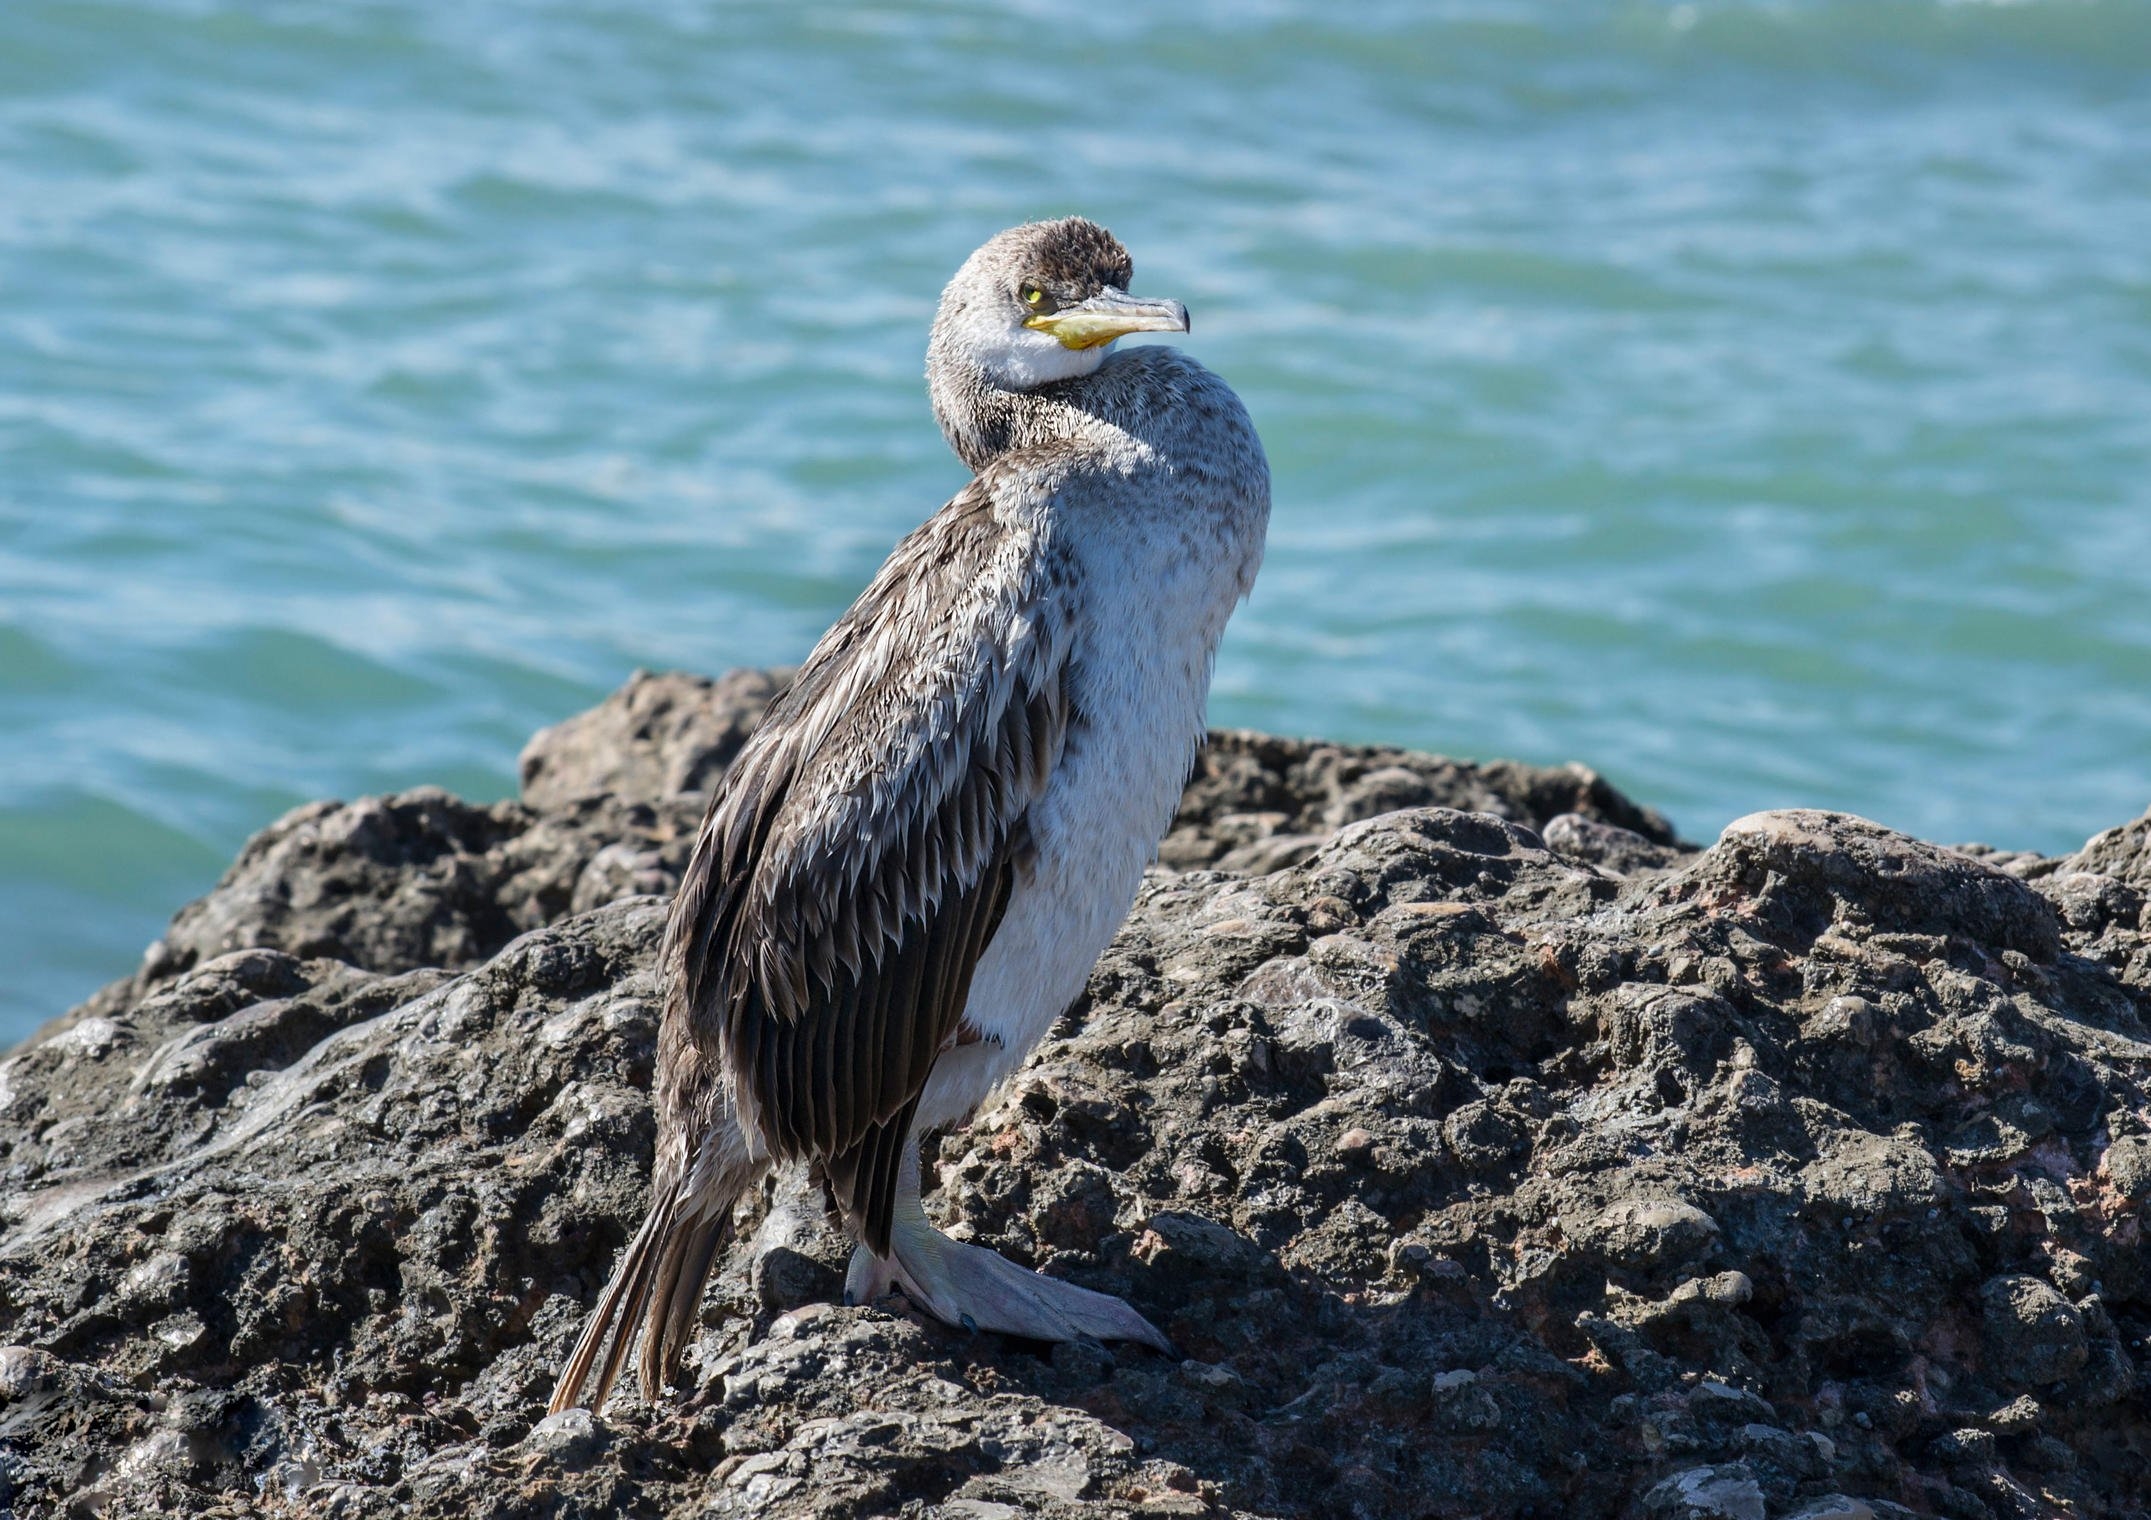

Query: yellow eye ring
1021 284 1045 306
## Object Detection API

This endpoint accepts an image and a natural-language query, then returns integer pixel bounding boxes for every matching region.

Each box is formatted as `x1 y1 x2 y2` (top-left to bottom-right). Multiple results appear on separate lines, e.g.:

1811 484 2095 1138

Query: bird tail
548 1186 678 1415
548 1138 762 1414
637 1200 736 1401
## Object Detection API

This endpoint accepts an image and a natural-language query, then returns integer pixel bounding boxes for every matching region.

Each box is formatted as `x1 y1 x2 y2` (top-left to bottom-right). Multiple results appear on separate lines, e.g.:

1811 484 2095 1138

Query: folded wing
663 470 1075 1253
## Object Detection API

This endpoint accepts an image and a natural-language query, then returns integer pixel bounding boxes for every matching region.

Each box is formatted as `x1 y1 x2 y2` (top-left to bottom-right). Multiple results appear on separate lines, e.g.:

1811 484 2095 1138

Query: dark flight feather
660 467 1075 1253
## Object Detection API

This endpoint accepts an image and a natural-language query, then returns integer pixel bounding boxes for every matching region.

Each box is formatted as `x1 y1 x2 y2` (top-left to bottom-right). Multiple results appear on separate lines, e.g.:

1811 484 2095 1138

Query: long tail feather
550 1140 765 1414
549 1188 678 1415
638 1208 733 1401
552 1039 767 1414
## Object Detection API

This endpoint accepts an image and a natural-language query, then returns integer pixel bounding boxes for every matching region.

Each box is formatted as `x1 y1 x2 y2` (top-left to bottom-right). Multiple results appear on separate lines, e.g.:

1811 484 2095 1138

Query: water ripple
4 0 2149 1037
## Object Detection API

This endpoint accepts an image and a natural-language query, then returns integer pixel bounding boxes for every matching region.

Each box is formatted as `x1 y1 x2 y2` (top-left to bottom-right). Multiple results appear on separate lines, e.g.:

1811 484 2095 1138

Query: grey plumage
550 217 1268 1414
671 473 1075 1249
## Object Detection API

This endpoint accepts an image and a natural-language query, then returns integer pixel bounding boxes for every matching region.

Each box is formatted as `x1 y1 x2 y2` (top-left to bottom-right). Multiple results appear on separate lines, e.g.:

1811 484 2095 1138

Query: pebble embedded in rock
1177 1359 1246 1407
1708 809 2061 960
768 1300 838 1340
1804 995 1881 1048
1541 812 1685 875
1667 1271 1754 1311
1800 1133 1943 1217
1687 1379 1772 1425
1702 1271 1753 1306
755 1245 843 1314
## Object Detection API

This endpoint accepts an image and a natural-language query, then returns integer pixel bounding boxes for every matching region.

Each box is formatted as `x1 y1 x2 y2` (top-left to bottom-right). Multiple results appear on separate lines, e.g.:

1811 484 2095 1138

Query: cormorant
552 216 1269 1411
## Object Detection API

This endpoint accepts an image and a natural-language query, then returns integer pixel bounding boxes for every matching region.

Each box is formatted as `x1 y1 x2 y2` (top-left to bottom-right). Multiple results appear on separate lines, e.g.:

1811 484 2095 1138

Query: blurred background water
3 0 2149 1042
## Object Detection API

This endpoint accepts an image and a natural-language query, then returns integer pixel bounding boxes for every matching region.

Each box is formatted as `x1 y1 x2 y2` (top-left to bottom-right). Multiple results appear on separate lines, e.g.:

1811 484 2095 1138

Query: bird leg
842 1140 1172 1353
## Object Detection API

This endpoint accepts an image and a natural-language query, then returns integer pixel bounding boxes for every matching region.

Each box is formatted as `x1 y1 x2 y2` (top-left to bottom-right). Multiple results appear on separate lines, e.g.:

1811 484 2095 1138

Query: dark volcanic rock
1161 727 1687 875
1693 810 2062 960
516 666 789 812
2 672 2147 1520
2065 808 2151 894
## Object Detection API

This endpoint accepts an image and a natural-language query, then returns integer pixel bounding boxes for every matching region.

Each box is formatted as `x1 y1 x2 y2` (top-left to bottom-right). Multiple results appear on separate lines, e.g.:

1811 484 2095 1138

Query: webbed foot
843 1208 1171 1354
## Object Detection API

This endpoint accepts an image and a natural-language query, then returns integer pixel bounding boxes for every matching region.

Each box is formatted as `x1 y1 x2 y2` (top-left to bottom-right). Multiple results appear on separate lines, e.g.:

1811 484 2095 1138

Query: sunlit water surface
5 0 2150 1040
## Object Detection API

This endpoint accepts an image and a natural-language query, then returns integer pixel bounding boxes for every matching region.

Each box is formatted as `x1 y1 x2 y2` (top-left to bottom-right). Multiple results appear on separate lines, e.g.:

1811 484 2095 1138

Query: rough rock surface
3 670 2146 1520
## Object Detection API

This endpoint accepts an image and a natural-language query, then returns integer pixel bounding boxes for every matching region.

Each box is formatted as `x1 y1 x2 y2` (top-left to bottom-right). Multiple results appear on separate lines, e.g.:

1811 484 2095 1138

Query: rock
1442 1100 1528 1172
1929 1426 1997 1467
3 671 2149 1519
1178 1358 1247 1408
1541 811 1686 876
1800 1134 1943 1217
1686 1378 1772 1425
1426 1367 1503 1432
1576 1198 1721 1272
0 1344 57 1402
1158 729 1687 871
1640 1462 1766 1520
156 789 537 978
1981 1275 2088 1388
1782 1499 1877 1520
1674 1271 1753 1308
755 1246 843 1314
2065 806 2151 892
1132 1211 1279 1285
517 666 787 810
524 1407 609 1467
2102 1133 2151 1205
748 1166 853 1313
1696 809 2061 958
1983 1394 2042 1433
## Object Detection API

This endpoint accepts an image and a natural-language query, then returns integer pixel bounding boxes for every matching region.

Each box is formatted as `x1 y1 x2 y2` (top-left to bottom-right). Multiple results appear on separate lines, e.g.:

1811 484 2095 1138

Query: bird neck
928 358 1038 473
927 310 1111 472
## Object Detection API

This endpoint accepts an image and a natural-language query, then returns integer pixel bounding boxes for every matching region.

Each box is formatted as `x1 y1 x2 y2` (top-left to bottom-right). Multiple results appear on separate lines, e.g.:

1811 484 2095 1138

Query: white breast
919 480 1263 1129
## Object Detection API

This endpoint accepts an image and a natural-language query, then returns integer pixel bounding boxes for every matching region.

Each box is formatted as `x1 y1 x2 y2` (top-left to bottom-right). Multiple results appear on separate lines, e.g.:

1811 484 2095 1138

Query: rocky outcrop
1 671 2145 1520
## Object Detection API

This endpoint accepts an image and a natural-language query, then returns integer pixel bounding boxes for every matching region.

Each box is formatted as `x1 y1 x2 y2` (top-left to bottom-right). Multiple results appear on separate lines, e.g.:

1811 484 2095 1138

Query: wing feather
661 471 1075 1252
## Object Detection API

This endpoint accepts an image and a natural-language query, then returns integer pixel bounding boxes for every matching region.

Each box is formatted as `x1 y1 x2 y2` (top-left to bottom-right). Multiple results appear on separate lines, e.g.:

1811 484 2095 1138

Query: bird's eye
1019 283 1056 313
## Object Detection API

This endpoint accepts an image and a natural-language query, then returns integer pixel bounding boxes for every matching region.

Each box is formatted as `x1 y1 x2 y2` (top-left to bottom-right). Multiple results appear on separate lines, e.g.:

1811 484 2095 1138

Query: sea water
4 0 2149 1040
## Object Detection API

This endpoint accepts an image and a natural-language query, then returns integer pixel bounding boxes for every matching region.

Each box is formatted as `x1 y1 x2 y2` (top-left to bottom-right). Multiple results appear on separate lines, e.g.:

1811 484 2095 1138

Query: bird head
928 217 1191 395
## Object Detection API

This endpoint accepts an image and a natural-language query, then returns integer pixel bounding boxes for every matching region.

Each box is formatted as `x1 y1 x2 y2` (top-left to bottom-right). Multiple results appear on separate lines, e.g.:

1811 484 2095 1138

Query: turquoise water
4 1 2150 1043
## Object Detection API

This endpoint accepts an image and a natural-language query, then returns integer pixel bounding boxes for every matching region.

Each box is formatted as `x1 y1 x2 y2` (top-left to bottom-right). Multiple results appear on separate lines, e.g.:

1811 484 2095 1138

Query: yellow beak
1025 287 1192 351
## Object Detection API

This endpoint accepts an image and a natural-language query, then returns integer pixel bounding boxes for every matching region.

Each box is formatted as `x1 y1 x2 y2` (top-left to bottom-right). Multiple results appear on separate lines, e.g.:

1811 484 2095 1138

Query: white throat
964 326 1109 392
